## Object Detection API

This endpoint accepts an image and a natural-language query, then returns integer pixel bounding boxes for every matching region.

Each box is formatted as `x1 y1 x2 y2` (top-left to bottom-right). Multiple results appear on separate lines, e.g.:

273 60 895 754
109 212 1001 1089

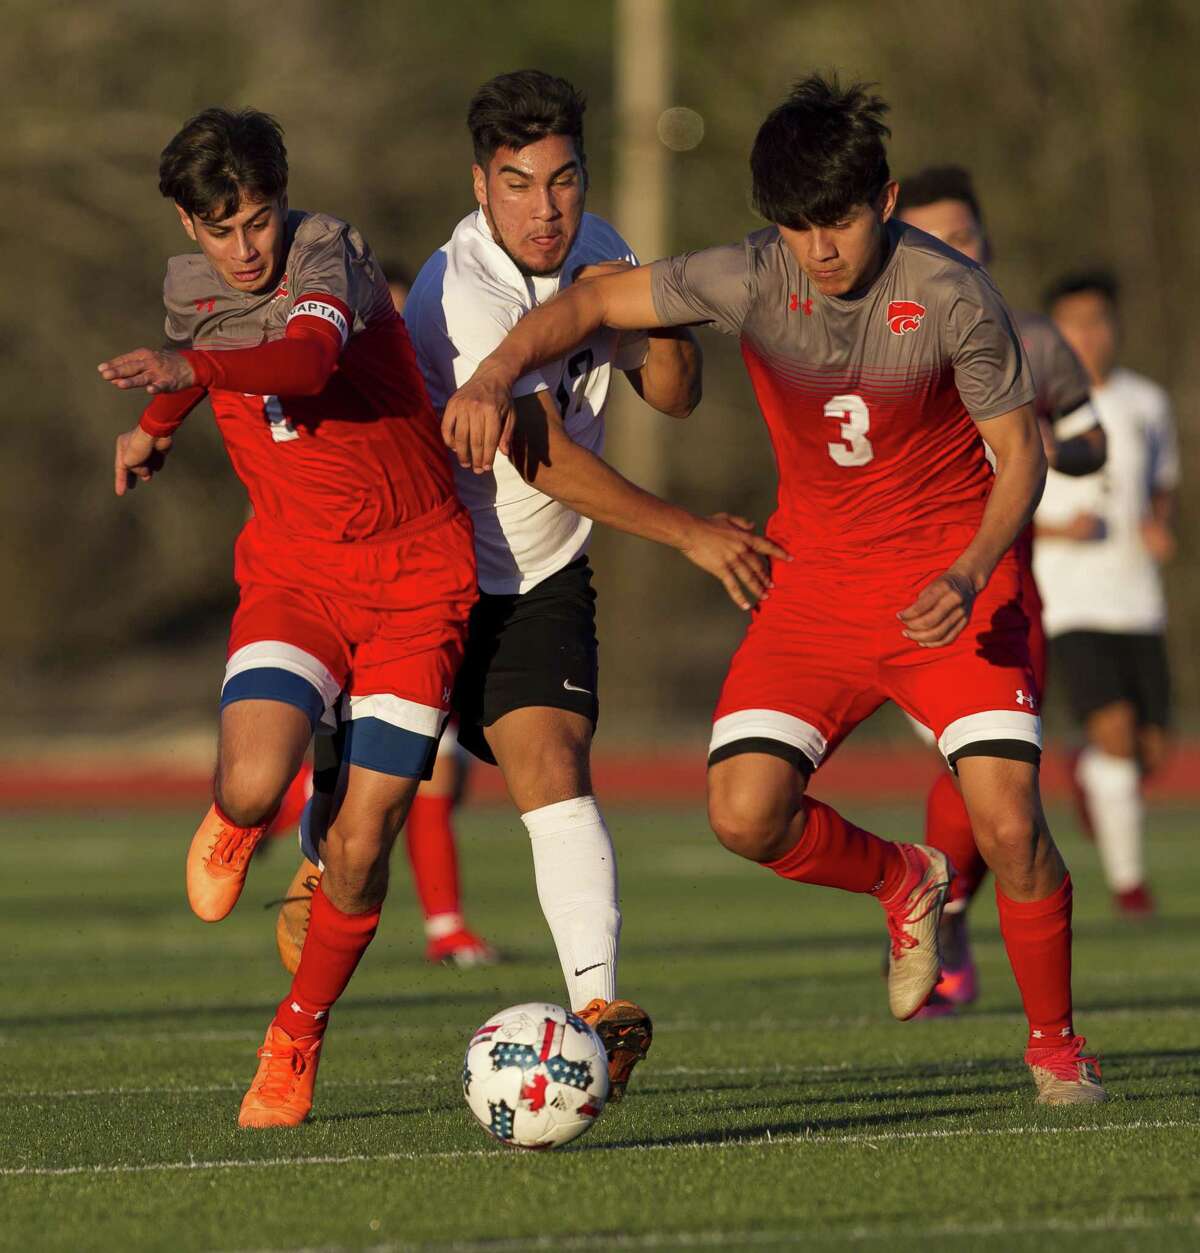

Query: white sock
1076 746 1144 892
521 796 621 1010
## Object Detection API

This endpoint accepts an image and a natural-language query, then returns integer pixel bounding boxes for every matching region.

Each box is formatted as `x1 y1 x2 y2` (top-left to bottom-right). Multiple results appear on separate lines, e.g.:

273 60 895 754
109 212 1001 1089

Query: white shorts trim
343 692 445 738
709 709 828 770
223 641 342 727
938 710 1043 761
1054 401 1101 441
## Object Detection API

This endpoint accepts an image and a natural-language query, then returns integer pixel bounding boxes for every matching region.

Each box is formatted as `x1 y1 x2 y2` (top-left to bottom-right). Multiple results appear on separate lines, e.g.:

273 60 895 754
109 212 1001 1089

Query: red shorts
221 500 477 778
710 537 1041 772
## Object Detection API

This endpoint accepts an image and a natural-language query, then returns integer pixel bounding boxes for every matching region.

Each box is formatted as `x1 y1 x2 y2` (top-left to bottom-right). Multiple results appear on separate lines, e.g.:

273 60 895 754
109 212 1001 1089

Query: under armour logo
290 1002 327 1021
1016 689 1036 710
789 294 813 315
194 297 216 314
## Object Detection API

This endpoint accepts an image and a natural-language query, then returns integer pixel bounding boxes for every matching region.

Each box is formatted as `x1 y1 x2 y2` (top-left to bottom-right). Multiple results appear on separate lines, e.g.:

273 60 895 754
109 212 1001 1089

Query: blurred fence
8 0 1198 747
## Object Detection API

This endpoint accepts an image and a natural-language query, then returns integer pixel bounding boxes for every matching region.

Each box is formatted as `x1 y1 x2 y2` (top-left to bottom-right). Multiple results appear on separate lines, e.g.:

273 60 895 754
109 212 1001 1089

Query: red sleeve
139 387 207 437
181 296 347 396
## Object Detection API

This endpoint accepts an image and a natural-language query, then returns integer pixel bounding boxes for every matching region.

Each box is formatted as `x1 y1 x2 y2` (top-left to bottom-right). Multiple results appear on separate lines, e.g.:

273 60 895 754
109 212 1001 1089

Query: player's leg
1061 631 1156 914
407 723 497 966
473 560 648 1099
955 752 1103 1103
705 731 950 1022
241 764 422 1128
188 603 346 921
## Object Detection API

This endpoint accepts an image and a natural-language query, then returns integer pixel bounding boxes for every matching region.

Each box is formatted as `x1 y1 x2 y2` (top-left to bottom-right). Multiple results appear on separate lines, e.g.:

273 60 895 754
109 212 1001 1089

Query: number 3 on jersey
825 394 873 467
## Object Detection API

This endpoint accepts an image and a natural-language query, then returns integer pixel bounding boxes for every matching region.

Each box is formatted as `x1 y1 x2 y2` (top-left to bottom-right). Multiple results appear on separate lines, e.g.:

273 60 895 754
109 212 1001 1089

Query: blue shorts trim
220 668 325 728
342 715 439 779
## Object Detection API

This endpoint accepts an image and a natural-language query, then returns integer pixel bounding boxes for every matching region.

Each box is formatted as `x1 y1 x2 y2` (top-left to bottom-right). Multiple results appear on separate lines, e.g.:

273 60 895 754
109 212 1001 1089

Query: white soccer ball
462 1002 609 1149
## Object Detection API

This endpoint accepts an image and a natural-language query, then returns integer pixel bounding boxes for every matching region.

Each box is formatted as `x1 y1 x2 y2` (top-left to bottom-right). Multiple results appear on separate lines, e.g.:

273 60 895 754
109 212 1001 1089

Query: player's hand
1062 511 1105 542
114 425 173 496
98 348 195 395
897 569 978 648
442 366 517 473
1140 518 1175 563
679 513 791 611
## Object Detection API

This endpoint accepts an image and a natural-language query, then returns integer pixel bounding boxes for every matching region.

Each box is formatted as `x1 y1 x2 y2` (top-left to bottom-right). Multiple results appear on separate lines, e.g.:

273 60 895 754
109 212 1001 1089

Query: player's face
1050 291 1119 385
175 193 288 294
895 197 987 264
776 182 899 297
473 134 586 277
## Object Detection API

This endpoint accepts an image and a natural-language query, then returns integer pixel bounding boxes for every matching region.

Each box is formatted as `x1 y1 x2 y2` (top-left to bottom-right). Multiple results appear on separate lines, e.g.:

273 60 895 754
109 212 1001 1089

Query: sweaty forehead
488 135 581 179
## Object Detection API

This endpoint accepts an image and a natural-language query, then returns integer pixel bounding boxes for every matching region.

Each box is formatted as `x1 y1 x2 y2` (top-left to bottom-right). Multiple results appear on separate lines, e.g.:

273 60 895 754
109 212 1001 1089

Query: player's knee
707 787 791 862
323 823 390 904
971 808 1037 866
214 761 288 829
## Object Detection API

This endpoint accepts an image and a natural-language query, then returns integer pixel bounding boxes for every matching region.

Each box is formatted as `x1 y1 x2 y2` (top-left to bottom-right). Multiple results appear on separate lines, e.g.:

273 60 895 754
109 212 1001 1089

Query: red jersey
650 222 1035 574
140 210 456 543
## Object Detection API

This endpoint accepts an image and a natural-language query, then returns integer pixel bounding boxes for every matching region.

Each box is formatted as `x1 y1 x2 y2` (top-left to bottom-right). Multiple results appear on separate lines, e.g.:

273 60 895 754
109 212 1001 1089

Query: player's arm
899 404 1046 647
509 390 788 610
98 313 343 399
572 262 701 418
444 266 667 473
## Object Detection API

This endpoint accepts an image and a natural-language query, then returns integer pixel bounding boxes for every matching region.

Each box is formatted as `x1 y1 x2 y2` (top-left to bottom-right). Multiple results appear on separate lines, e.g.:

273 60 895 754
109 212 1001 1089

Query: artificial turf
2 798 1197 1251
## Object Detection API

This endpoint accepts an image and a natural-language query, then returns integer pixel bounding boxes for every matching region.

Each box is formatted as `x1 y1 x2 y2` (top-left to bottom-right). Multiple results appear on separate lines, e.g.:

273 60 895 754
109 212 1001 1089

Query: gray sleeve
649 243 754 337
161 260 199 349
947 269 1036 421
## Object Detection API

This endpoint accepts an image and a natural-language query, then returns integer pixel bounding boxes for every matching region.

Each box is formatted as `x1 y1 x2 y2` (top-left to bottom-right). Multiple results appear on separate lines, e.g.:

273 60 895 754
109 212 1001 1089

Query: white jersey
405 209 648 595
1034 367 1179 636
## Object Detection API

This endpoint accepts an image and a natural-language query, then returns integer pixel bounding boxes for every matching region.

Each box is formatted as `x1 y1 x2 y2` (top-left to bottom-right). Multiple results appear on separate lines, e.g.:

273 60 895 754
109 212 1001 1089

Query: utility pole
600 0 673 730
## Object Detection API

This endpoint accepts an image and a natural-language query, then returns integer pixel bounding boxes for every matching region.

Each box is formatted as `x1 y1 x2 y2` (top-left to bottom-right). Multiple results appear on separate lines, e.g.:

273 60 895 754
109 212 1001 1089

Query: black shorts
453 557 599 764
1049 630 1171 728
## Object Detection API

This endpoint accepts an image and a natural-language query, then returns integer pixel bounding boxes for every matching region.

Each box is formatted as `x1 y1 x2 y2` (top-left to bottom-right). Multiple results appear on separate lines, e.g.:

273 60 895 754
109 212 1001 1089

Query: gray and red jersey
141 210 455 544
1014 309 1093 431
650 221 1035 567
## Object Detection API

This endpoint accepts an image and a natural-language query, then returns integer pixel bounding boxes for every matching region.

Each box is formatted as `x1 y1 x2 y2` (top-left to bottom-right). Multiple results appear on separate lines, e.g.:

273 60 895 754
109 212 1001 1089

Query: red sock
995 874 1074 1049
405 795 462 924
766 798 907 897
274 884 380 1039
925 771 987 905
266 764 313 837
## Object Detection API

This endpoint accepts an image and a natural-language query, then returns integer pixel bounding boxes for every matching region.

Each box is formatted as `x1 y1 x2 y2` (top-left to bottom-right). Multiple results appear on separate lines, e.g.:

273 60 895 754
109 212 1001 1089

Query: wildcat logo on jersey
887 300 926 335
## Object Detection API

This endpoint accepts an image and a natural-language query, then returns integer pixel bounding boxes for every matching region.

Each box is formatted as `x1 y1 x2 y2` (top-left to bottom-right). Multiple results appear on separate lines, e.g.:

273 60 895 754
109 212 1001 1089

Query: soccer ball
462 1002 609 1149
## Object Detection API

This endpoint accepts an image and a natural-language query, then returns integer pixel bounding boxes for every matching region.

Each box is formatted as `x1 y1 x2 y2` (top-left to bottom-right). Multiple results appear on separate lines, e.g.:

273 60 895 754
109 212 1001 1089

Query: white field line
4 1000 1198 1048
227 1211 1200 1252
2 1118 1193 1180
2 1063 861 1101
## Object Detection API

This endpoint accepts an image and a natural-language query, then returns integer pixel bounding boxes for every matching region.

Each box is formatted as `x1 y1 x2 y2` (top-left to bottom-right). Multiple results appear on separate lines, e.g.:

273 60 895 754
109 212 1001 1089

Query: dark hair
896 164 983 224
751 74 891 228
467 70 586 168
1043 268 1120 311
159 107 288 220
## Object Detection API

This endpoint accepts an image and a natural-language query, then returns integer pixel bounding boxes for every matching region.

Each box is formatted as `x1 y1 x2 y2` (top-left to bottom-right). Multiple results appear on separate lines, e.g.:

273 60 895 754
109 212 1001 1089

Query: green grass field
2 798 1198 1252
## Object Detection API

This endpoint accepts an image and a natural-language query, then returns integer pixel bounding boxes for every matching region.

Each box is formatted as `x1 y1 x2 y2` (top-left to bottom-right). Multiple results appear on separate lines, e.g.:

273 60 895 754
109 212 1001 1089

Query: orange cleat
238 1022 324 1128
576 998 653 1102
274 858 322 974
186 804 269 922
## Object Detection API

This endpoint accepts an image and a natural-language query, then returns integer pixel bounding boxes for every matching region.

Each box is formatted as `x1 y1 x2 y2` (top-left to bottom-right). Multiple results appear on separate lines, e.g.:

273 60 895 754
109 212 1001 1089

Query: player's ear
471 164 487 210
174 202 198 242
878 181 899 224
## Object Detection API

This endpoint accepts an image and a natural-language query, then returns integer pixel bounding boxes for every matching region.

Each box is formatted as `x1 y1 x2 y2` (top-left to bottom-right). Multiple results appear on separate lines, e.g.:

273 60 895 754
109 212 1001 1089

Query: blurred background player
893 165 1106 1013
1036 269 1179 917
275 257 497 970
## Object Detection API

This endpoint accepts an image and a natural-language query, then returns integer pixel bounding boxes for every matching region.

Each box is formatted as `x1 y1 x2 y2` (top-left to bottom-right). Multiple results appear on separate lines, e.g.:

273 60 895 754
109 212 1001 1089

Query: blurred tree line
8 0 1196 743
